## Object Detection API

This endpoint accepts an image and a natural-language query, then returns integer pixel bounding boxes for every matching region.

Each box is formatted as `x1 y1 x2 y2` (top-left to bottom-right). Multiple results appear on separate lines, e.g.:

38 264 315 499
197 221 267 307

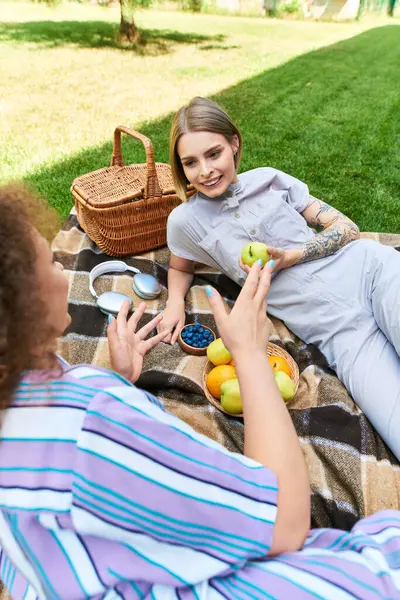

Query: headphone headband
89 260 140 298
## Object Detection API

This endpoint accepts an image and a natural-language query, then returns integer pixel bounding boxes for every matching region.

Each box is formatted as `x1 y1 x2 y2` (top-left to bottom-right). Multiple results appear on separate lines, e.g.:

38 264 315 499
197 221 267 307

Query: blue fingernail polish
108 314 113 324
268 259 275 268
205 286 213 297
257 259 263 266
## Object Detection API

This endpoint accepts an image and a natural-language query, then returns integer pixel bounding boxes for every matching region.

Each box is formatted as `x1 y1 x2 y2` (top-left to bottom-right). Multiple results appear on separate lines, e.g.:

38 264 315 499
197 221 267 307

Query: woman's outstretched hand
107 300 169 383
206 259 274 359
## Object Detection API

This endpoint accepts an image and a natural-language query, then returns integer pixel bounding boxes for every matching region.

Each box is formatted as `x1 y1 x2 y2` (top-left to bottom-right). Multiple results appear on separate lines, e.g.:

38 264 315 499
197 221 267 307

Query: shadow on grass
199 43 239 51
24 24 400 232
0 20 225 54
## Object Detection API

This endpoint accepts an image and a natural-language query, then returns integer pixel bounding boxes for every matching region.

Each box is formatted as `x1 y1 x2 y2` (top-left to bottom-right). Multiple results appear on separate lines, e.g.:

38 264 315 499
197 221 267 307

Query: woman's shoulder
17 364 132 400
167 196 200 236
238 166 283 185
16 364 163 412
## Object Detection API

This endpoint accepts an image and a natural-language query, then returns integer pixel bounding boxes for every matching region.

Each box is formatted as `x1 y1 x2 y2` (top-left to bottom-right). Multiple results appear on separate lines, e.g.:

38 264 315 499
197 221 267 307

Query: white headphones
89 260 161 316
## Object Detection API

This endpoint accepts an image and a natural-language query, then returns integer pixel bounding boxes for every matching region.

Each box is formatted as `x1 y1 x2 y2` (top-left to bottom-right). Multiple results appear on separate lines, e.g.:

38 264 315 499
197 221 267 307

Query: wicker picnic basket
71 126 193 256
202 342 299 417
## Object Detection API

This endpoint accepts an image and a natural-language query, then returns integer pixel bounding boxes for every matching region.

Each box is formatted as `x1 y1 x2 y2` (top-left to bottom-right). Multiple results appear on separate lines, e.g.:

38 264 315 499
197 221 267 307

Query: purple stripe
58 505 182 596
17 383 92 397
73 532 187 587
304 528 349 550
65 368 129 390
352 511 400 535
82 424 276 507
13 519 84 598
375 535 400 557
74 478 258 557
84 406 277 501
90 396 277 497
0 440 76 471
72 499 237 565
235 561 304 597
74 451 272 552
8 570 31 599
209 580 231 599
0 474 71 492
77 534 107 589
280 554 390 600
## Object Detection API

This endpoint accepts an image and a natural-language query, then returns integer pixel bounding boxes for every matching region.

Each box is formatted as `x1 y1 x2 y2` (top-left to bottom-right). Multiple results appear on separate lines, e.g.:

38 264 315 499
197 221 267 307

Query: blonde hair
170 97 242 202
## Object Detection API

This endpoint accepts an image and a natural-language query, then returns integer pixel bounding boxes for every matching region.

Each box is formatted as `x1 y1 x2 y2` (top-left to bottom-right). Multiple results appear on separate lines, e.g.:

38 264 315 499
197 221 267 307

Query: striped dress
0 364 400 599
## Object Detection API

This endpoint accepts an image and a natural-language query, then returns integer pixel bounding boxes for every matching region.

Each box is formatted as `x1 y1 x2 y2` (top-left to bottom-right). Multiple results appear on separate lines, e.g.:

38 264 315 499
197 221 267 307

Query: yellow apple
274 371 296 402
207 337 232 366
220 379 242 414
241 242 270 267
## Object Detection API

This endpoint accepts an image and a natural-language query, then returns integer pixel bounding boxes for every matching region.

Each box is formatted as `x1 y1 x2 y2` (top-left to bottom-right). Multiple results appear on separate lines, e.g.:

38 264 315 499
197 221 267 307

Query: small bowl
203 342 300 417
178 323 216 356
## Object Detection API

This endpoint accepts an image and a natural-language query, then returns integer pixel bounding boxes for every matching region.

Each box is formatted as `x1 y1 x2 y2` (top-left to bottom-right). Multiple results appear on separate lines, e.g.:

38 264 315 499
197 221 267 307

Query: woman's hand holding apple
239 246 291 274
205 259 273 360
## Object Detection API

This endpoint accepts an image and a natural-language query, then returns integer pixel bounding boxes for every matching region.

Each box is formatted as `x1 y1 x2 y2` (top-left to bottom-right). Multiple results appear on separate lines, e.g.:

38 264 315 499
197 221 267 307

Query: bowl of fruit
178 322 216 356
203 338 299 417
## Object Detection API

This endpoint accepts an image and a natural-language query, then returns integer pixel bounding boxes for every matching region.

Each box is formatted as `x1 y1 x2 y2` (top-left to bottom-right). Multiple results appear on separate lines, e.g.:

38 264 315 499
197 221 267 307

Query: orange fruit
229 359 235 367
206 365 237 399
268 355 291 377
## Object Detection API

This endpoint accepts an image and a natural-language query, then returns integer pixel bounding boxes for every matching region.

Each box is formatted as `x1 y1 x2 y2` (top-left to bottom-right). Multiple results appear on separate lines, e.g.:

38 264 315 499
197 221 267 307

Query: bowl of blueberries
178 322 216 356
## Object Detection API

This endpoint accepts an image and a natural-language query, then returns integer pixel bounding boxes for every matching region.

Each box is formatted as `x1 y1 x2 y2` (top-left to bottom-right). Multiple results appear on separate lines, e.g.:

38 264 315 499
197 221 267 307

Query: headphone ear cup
96 292 133 316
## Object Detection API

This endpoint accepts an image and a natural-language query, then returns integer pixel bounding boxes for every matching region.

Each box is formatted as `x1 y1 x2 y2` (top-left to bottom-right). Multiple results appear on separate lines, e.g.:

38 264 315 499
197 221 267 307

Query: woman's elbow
347 221 360 241
352 223 361 240
269 507 311 556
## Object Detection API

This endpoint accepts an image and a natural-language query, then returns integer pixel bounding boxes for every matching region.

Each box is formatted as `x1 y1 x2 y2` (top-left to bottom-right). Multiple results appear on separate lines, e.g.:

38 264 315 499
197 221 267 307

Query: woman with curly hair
0 184 399 599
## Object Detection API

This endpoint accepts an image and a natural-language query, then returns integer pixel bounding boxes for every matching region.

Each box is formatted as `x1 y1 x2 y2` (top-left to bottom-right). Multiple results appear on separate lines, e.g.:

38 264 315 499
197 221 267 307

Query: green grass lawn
1 2 399 231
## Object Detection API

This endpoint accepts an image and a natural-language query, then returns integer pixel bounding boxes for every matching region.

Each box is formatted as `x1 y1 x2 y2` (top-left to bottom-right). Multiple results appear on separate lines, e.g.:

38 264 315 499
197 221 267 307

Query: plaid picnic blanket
54 209 400 532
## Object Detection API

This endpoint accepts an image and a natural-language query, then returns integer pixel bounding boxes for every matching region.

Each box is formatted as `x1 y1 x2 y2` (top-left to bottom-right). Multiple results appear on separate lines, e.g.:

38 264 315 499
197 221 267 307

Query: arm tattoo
298 197 360 264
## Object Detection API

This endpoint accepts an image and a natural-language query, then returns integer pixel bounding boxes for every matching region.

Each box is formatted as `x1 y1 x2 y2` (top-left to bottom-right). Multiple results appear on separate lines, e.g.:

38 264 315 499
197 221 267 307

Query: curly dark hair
0 184 61 412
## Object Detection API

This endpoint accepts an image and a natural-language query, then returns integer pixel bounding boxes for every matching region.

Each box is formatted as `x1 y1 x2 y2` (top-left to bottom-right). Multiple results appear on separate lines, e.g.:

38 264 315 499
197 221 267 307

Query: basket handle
111 126 162 199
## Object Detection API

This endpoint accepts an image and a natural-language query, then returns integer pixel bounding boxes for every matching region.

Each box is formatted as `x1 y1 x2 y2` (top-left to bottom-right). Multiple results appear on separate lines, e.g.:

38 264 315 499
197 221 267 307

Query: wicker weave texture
203 343 299 417
71 126 190 256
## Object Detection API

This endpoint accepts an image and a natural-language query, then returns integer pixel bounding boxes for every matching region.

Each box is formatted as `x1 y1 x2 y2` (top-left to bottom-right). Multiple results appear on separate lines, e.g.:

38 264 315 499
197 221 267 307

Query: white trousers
268 239 400 459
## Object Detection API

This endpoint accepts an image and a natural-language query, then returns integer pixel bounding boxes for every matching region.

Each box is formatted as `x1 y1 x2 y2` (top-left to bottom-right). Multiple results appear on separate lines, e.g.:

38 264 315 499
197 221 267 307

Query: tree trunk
387 0 397 16
119 0 140 45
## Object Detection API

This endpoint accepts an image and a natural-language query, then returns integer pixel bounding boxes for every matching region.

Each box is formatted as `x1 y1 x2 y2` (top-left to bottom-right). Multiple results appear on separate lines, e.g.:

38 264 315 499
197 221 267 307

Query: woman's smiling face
177 131 239 198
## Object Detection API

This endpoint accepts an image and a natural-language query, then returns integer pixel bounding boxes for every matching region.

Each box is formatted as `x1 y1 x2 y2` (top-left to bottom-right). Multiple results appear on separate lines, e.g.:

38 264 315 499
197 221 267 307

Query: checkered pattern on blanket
54 209 400 531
